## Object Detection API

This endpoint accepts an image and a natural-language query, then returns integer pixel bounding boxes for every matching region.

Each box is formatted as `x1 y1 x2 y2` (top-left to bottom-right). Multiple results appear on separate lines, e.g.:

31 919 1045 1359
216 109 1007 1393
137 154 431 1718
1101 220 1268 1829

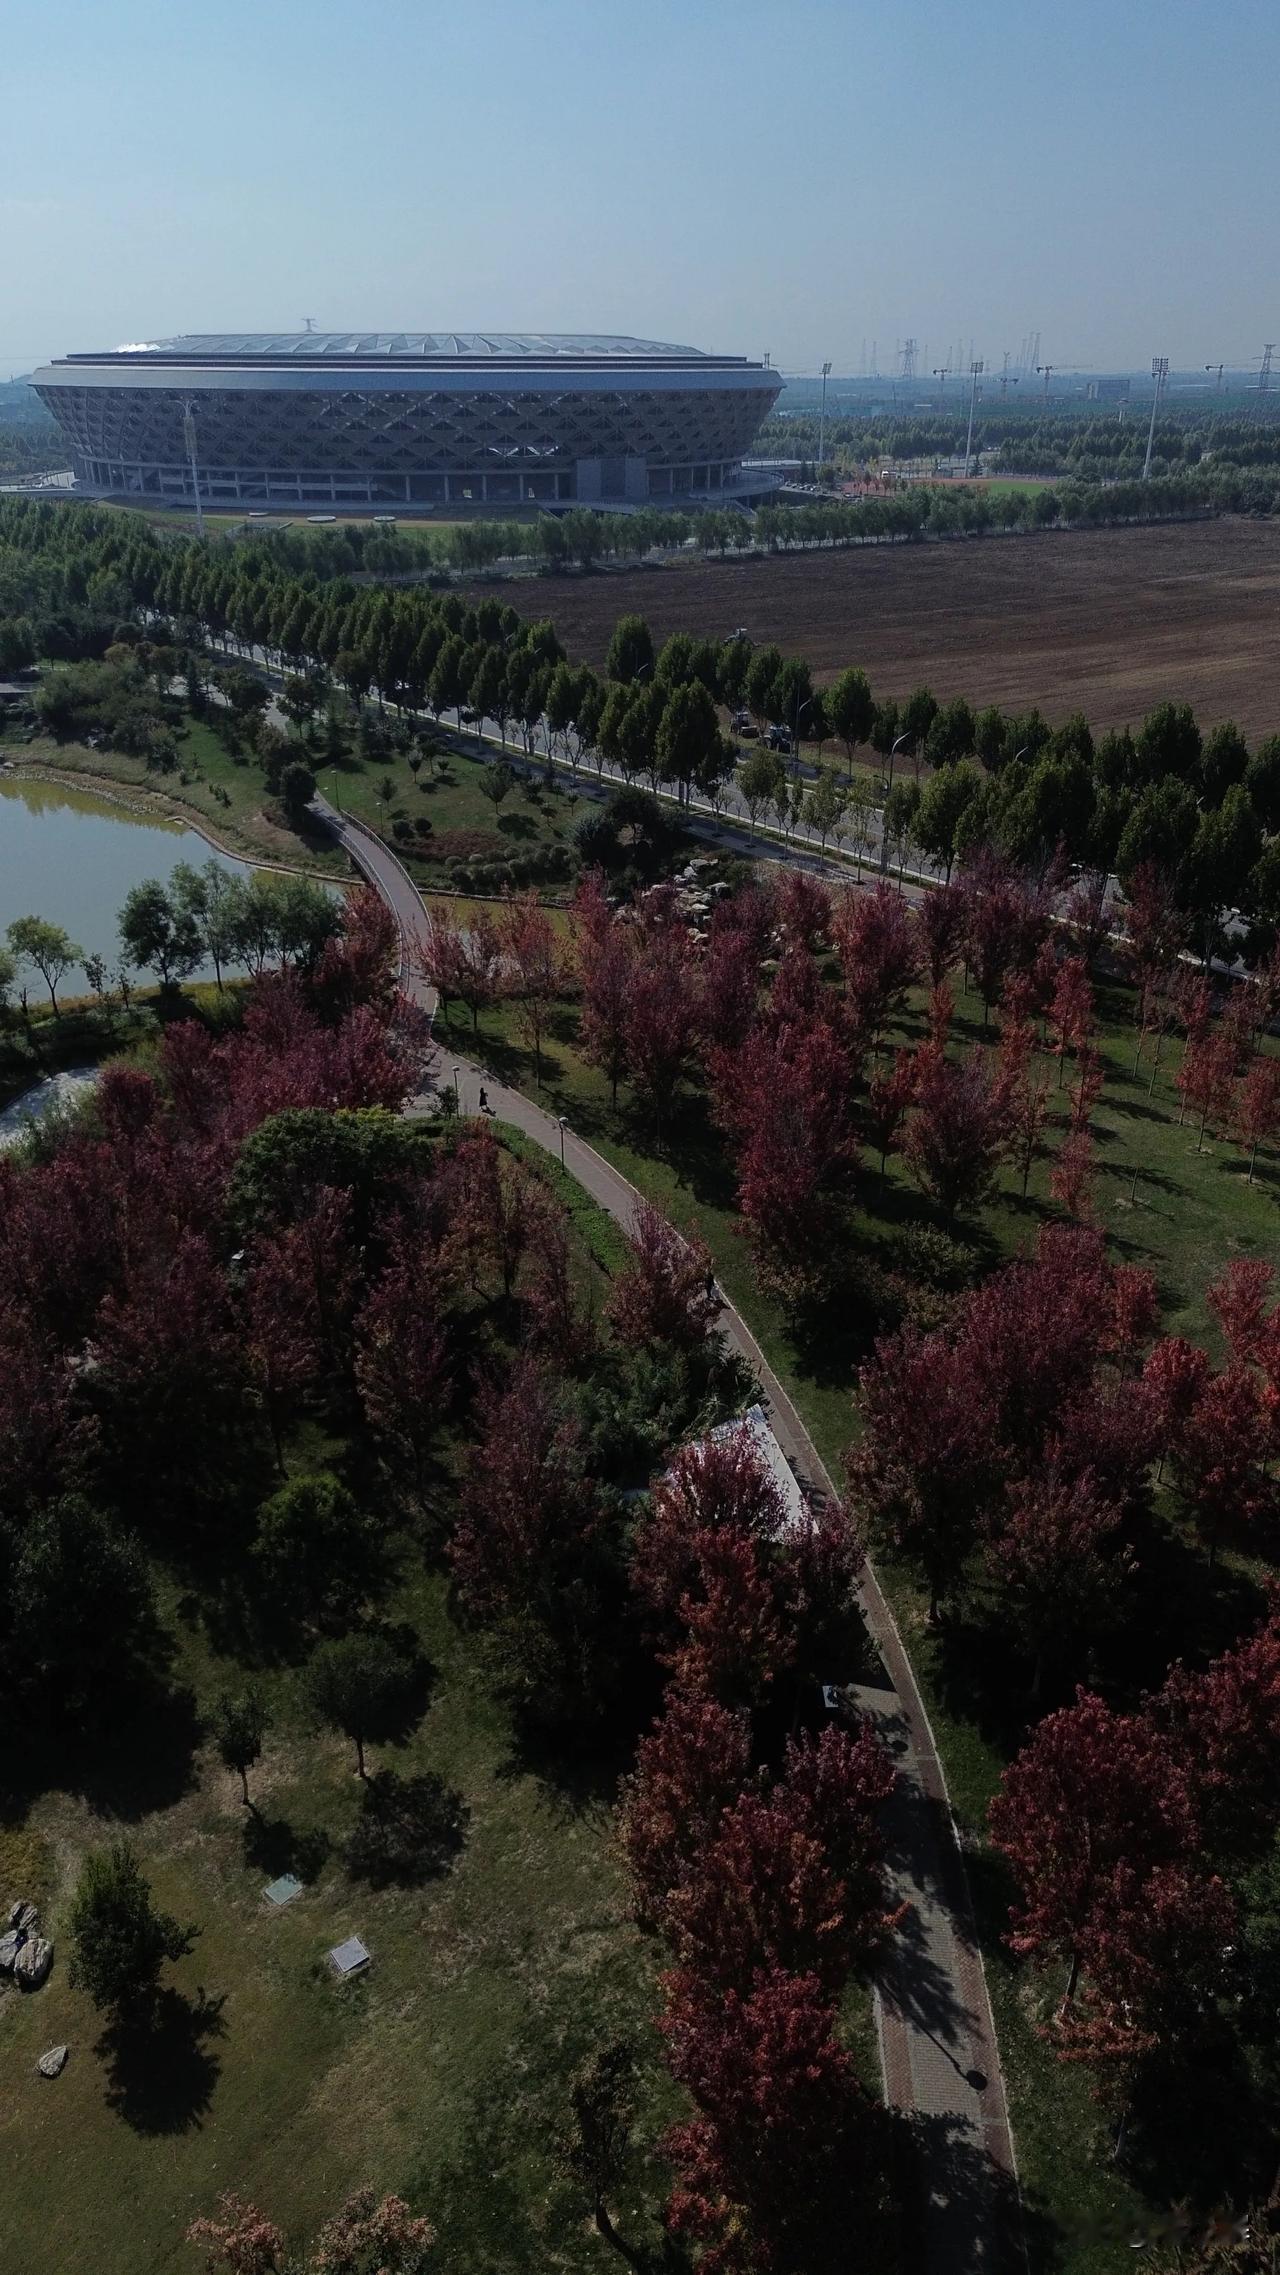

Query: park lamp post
451 1066 460 1109
887 729 911 795
558 1114 569 1166
817 360 833 468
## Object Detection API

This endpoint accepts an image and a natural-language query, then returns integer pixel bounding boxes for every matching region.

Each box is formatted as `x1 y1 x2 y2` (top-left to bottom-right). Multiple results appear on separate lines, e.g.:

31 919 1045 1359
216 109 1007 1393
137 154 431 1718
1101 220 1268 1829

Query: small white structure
328 1935 371 1978
263 1874 303 1908
708 1404 812 1541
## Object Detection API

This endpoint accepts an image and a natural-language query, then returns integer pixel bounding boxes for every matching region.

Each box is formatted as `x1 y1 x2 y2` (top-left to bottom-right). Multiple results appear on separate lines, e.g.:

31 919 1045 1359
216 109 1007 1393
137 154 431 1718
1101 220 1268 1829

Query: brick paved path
320 797 1025 2275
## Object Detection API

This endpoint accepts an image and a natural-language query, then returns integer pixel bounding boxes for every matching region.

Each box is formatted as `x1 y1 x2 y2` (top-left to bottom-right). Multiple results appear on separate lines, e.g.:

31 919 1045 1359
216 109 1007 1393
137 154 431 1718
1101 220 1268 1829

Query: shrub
345 1768 468 1887
890 1222 975 1293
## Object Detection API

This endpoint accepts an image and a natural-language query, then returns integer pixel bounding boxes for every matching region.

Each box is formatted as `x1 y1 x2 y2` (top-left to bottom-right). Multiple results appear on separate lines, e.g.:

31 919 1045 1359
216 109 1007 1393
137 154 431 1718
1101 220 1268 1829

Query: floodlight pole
964 360 984 476
182 399 205 540
1142 357 1169 481
817 361 832 467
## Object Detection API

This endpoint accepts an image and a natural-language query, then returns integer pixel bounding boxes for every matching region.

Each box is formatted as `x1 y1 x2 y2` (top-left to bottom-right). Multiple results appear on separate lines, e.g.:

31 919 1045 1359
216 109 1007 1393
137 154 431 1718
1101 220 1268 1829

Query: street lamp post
1143 358 1169 482
817 360 832 468
452 1066 460 1109
181 399 205 541
558 1114 568 1166
963 360 984 478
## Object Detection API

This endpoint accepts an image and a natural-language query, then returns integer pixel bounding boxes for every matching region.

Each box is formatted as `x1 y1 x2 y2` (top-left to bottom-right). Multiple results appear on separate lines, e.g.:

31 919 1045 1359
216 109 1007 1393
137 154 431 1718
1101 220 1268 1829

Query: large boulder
37 2045 68 2078
7 1901 38 1933
14 1936 52 1989
0 1930 22 1973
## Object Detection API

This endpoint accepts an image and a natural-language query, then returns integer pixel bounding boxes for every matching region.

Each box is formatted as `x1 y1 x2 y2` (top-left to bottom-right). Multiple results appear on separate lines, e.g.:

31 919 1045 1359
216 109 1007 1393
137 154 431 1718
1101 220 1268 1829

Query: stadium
31 332 782 511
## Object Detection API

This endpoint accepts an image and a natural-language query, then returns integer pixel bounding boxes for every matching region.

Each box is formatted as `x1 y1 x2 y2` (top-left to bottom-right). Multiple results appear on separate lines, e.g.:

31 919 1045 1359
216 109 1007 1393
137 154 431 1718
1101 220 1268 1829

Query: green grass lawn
0 1161 681 2275
3 713 587 895
432 965 1280 2274
324 732 584 893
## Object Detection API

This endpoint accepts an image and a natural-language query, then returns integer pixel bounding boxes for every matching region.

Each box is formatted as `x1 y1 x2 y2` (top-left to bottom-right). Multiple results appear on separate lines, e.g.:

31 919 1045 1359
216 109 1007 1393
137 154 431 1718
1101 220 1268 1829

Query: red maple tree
605 1201 719 1358
659 1966 891 2274
617 1689 752 1931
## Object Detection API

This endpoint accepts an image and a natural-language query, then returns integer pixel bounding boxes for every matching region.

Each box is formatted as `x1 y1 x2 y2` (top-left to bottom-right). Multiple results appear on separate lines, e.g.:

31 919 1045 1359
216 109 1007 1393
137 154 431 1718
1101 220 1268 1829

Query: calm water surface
0 772 255 974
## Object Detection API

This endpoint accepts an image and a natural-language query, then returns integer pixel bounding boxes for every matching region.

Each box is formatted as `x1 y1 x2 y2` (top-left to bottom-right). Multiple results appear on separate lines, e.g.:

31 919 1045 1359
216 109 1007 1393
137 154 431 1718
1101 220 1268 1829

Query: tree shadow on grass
98 1986 226 2135
241 1811 332 1884
2 1673 202 1826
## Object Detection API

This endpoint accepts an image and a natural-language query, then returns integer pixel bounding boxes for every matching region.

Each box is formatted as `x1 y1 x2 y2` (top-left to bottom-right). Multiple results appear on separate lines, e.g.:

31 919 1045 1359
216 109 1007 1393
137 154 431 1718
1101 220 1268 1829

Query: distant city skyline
4 0 1277 380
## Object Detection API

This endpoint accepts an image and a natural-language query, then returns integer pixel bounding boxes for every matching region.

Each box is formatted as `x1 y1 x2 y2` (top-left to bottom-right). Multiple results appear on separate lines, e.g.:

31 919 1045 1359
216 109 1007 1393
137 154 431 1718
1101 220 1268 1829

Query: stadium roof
79 332 731 363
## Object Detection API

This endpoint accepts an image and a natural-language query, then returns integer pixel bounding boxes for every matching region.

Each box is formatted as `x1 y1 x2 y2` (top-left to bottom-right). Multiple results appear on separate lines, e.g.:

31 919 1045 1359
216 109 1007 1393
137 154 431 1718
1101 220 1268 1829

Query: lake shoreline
1 759 348 888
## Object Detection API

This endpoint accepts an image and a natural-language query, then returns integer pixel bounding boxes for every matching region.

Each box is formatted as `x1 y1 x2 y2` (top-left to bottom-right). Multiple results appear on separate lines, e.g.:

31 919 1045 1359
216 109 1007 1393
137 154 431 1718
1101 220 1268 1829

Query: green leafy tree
256 1473 381 1630
10 1496 154 1710
118 879 202 988
604 615 654 686
1134 700 1202 787
803 765 848 851
1245 736 1280 834
170 859 246 991
304 1633 415 1779
744 643 784 724
1114 777 1200 895
0 943 19 1024
826 666 875 771
467 645 507 736
655 680 720 801
925 695 977 768
6 915 83 1016
477 759 515 813
280 759 317 821
738 746 786 833
882 779 922 879
900 685 939 753
1199 720 1249 805
213 1688 271 1808
67 1841 197 2018
915 761 984 881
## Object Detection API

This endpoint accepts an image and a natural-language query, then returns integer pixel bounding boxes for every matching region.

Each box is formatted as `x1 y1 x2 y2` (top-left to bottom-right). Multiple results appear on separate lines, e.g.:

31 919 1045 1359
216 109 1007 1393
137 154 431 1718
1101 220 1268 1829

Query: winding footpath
316 795 1024 2275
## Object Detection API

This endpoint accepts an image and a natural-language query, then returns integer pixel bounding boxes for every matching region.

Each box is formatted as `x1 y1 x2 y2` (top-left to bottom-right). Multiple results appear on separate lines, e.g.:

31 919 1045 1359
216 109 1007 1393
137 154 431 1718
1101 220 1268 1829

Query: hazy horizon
5 0 1277 380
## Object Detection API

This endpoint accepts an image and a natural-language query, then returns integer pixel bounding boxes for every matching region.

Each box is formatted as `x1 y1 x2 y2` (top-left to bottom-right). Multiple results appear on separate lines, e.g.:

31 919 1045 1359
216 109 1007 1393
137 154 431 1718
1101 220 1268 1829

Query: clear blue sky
5 0 1276 377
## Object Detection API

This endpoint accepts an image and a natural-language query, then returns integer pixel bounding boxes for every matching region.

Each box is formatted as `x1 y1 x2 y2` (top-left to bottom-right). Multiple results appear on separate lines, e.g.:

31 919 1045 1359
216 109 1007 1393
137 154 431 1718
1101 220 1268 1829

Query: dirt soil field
464 519 1280 741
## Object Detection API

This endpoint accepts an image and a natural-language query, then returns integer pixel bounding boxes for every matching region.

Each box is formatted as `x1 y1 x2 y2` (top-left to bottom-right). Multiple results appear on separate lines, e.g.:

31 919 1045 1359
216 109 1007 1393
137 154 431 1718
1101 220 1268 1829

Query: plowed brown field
463 519 1280 742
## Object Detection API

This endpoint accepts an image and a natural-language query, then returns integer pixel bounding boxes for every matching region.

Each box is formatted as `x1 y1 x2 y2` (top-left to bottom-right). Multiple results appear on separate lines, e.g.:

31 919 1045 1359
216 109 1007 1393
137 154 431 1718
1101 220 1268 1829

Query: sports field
464 518 1280 741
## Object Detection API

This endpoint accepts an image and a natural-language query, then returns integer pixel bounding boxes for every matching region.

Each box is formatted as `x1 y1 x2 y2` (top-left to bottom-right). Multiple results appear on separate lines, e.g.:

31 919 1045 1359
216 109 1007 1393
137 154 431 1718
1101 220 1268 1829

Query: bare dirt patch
464 519 1280 741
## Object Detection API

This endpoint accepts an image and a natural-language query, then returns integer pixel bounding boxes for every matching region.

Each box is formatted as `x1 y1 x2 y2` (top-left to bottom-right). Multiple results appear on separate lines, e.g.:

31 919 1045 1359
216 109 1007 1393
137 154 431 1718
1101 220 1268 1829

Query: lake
0 771 256 979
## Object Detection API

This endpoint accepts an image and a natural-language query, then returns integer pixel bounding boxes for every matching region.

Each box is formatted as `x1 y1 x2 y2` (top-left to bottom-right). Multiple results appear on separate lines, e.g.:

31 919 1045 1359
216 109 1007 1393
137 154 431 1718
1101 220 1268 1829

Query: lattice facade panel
35 377 780 504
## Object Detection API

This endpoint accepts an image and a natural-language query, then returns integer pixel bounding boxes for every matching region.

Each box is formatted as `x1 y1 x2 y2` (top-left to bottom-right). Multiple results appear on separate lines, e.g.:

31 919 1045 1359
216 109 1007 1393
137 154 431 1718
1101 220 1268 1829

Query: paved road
315 792 1023 2274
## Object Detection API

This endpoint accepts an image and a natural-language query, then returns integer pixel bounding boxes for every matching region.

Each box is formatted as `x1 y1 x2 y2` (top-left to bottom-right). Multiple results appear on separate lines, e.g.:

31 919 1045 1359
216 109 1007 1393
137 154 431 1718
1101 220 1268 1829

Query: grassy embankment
3 711 585 894
431 962 1280 2275
0 1133 685 2275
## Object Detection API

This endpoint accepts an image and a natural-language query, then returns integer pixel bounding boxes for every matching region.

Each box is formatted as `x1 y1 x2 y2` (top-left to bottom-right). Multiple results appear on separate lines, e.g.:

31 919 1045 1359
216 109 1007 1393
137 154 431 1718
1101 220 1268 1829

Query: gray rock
14 1935 52 1988
10 1902 38 1934
37 2045 67 2078
0 1930 21 1973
